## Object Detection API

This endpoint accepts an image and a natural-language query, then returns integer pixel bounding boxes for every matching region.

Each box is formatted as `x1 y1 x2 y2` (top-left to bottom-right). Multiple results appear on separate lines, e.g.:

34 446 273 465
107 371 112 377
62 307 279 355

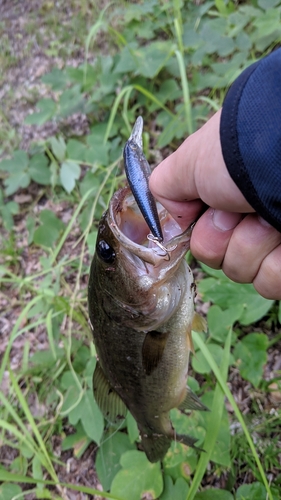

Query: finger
222 215 281 283
190 208 243 268
253 244 281 300
160 199 205 230
150 110 254 213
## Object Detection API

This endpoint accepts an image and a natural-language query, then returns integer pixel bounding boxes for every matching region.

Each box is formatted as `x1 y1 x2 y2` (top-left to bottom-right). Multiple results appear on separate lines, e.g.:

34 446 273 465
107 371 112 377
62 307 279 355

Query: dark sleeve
220 48 281 232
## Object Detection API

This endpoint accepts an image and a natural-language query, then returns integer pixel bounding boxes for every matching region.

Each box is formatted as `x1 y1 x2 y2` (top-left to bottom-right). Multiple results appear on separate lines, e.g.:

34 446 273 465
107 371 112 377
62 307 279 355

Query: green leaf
253 9 281 38
40 209 65 231
258 0 281 7
5 171 30 196
29 153 51 185
26 214 36 244
126 411 139 444
33 209 65 248
0 200 19 230
58 86 85 118
66 139 87 161
0 483 22 500
0 150 28 172
201 392 231 467
60 160 81 193
233 333 268 387
80 390 104 444
198 276 274 325
114 44 139 74
160 475 189 500
134 41 174 78
207 304 243 342
25 98 56 125
85 135 109 165
111 450 163 500
237 482 268 500
155 79 181 105
86 230 98 255
195 489 234 500
96 431 136 491
42 68 69 90
192 344 225 374
61 422 91 458
49 136 66 162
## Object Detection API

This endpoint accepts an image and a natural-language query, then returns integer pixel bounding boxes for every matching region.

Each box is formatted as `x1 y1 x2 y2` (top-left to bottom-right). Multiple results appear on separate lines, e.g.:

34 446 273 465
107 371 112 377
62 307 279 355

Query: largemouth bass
88 120 207 463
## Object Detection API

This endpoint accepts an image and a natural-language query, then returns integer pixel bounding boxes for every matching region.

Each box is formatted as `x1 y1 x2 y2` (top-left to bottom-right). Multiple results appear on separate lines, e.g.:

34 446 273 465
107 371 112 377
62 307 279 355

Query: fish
88 119 207 463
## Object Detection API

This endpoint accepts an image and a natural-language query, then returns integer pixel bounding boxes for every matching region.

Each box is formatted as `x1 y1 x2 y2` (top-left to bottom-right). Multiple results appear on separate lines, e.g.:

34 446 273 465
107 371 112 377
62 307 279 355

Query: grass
0 1 281 499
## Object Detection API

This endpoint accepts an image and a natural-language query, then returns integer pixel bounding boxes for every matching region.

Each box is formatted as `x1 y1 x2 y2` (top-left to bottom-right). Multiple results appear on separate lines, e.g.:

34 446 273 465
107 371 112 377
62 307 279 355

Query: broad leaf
80 390 104 445
29 153 51 185
160 475 189 500
60 160 81 193
96 431 136 491
236 481 275 500
25 98 56 125
198 277 274 325
233 333 268 387
49 136 66 162
0 483 22 500
111 450 163 500
207 304 243 343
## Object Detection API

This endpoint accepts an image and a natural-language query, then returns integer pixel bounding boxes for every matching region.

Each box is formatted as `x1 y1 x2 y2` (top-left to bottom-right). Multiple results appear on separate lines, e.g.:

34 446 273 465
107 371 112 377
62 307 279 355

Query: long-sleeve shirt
220 48 281 232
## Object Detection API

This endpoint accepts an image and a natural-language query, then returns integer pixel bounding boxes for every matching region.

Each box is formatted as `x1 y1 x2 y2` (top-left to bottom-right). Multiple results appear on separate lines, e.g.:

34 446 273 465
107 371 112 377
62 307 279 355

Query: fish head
90 186 194 329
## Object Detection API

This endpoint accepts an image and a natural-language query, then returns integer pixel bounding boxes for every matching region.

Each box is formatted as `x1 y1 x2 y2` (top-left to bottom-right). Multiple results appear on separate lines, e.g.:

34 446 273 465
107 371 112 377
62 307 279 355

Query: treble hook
147 234 177 261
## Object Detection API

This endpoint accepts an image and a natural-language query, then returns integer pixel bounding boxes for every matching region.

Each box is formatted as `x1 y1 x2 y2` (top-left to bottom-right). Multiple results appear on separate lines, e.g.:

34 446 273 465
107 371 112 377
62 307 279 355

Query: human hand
149 110 281 300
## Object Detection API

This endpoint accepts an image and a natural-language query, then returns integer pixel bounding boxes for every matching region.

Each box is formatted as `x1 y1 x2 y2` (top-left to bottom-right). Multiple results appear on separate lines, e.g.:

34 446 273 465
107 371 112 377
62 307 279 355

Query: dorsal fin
142 330 169 376
93 361 127 425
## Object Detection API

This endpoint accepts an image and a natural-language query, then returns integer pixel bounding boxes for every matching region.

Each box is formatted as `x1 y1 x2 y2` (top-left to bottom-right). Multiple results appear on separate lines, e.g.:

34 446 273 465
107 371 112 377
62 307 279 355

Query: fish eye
96 240 116 264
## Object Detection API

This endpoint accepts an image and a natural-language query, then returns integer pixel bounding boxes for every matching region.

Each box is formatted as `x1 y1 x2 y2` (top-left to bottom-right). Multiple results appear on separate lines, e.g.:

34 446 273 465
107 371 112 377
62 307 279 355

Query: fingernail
212 210 241 231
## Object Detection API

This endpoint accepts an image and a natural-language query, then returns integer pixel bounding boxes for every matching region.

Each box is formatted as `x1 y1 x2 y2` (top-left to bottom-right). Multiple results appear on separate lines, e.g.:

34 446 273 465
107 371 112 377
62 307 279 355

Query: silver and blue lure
123 116 164 243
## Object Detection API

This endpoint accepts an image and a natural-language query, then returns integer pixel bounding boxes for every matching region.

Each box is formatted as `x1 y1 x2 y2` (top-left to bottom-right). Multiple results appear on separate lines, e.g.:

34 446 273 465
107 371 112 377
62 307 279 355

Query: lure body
123 116 163 242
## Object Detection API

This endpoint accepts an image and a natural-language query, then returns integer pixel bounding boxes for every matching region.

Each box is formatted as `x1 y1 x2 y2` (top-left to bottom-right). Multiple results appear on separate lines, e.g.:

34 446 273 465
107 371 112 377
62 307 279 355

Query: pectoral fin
179 387 209 412
93 361 127 425
142 330 169 376
192 312 207 333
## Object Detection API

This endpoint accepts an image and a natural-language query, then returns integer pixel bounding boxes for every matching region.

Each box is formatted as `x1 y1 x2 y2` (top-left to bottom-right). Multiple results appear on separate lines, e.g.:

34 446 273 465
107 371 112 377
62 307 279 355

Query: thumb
150 110 253 223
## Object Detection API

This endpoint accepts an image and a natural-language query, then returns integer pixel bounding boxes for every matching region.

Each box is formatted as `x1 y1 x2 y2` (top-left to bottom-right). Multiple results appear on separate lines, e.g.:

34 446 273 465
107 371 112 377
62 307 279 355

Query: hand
149 110 281 300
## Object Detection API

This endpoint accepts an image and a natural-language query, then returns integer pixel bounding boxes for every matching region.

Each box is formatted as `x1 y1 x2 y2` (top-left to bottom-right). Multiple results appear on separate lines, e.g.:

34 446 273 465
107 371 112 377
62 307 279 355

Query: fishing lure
123 116 164 243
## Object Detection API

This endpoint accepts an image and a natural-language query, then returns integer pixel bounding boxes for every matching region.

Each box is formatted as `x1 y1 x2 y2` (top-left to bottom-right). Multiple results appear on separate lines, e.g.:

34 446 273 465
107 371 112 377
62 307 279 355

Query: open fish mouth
108 186 192 270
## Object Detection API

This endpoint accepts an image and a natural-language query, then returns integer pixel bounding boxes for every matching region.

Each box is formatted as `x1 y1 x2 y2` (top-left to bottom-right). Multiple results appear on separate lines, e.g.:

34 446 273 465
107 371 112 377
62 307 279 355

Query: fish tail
140 432 171 463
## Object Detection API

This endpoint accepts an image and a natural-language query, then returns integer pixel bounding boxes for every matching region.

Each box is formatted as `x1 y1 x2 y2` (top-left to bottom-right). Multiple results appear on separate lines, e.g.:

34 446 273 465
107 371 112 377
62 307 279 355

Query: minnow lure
123 116 164 243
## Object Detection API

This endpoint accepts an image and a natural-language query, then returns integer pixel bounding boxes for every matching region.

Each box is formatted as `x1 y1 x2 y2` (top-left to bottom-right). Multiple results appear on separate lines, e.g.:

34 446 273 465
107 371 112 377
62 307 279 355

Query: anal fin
93 361 127 425
179 387 209 412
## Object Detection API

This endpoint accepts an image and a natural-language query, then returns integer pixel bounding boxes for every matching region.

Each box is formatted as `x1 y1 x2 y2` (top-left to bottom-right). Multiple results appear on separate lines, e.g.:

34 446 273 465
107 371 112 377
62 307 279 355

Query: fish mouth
108 187 192 271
